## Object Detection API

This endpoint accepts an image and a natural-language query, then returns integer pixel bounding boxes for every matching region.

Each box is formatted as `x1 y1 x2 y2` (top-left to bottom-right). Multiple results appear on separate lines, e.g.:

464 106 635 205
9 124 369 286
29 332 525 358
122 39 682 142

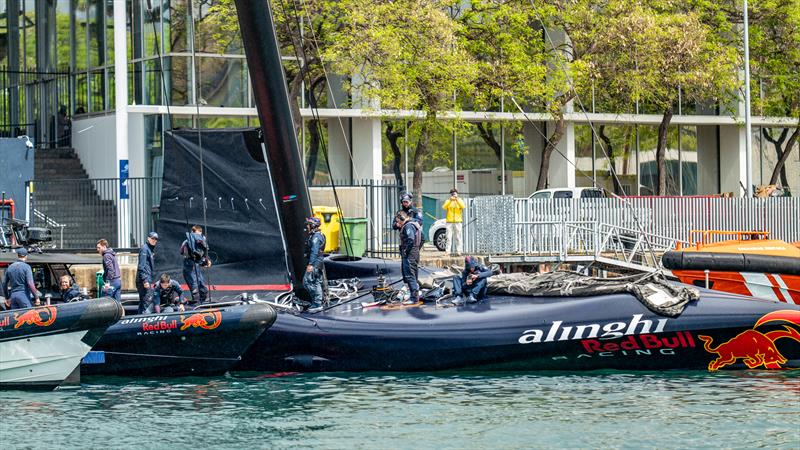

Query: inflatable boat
0 298 121 389
662 230 800 303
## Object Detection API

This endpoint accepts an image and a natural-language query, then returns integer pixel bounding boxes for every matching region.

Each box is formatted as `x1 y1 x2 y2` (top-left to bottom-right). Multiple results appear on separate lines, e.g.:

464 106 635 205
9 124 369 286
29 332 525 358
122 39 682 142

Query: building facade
2 1 798 238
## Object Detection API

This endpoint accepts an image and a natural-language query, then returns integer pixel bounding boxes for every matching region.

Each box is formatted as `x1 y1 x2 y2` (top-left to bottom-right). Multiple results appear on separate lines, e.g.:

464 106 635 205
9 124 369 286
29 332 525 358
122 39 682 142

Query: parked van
528 187 605 199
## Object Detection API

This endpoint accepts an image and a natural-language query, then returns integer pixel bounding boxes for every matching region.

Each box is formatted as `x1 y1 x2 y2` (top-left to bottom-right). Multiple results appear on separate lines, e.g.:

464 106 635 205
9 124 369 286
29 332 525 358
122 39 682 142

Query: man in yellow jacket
442 188 466 256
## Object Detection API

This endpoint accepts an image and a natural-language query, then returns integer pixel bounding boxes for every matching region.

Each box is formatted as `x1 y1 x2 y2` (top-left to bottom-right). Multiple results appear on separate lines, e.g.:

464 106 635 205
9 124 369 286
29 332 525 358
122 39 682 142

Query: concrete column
549 121 576 188
522 120 575 193
696 125 720 195
523 122 545 195
719 124 747 196
326 118 352 183
114 0 130 247
351 118 383 181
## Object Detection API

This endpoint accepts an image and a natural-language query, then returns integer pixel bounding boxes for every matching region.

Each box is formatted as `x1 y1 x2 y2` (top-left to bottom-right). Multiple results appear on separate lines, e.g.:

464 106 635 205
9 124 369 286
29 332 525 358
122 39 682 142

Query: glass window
165 56 190 105
56 1 71 68
88 0 104 68
166 0 188 53
143 58 162 104
75 1 88 70
75 73 88 114
198 57 248 107
680 126 698 195
553 191 573 199
531 192 551 199
581 189 604 198
105 0 114 66
89 69 105 112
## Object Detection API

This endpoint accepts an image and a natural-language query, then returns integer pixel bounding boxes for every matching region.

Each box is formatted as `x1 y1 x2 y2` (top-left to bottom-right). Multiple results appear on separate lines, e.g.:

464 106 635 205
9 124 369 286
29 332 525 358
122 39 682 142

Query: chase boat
0 297 121 390
0 252 277 377
662 230 800 304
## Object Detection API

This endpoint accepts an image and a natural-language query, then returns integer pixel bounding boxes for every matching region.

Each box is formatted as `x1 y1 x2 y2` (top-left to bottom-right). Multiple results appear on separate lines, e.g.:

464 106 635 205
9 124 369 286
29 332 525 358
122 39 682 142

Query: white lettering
518 329 544 344
600 321 626 339
545 321 562 342
572 324 600 339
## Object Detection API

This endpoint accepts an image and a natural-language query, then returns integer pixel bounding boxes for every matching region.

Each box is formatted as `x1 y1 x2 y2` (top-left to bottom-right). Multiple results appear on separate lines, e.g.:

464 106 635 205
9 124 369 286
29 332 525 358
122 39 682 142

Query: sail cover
153 128 291 296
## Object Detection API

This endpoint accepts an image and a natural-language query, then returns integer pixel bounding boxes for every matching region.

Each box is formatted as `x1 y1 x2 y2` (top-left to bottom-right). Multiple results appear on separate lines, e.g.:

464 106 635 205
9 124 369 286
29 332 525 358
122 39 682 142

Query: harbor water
2 371 798 449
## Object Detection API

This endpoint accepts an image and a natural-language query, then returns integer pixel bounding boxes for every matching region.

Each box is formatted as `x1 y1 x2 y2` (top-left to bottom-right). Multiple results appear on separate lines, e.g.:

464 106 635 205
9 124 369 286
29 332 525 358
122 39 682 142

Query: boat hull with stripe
0 298 122 390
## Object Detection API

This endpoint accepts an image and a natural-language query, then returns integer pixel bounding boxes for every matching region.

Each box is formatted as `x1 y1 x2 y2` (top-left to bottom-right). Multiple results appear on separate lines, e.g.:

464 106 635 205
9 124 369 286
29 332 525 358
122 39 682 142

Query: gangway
486 220 687 274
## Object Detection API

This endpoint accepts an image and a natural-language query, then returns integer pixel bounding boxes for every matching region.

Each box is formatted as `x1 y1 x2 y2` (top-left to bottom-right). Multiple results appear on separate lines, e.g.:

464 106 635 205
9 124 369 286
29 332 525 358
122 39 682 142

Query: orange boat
662 230 800 304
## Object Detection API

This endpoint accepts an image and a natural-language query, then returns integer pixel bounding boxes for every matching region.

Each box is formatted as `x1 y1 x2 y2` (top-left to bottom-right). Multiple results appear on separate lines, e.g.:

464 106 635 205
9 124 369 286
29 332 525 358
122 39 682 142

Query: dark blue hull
82 303 276 376
237 258 800 372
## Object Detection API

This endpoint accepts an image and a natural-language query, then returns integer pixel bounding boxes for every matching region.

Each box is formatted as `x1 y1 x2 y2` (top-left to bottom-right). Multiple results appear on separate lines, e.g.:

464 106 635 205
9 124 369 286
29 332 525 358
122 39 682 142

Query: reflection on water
1 372 799 449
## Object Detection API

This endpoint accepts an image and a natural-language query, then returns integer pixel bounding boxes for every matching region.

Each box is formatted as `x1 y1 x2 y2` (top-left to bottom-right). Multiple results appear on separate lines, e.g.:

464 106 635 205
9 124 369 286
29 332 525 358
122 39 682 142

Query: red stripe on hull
672 270 800 303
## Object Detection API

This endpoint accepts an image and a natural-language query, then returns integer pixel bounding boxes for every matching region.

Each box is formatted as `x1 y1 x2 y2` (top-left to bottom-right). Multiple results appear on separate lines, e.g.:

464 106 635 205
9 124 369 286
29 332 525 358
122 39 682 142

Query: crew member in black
395 210 423 305
392 193 423 230
451 256 496 306
181 225 211 303
147 273 186 314
303 217 327 311
136 231 158 313
58 275 83 303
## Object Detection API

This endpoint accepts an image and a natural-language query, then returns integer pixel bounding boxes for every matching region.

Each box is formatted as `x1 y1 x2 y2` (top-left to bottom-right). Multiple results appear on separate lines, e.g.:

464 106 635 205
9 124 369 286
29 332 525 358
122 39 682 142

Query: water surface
2 372 798 449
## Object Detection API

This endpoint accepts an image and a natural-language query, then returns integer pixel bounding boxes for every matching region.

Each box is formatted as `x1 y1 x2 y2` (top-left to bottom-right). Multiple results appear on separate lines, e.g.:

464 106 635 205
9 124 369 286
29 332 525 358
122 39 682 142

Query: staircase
31 147 117 249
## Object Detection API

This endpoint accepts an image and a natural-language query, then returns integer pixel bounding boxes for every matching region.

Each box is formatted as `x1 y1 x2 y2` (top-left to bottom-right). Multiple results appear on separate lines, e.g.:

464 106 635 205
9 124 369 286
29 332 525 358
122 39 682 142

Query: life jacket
185 232 207 263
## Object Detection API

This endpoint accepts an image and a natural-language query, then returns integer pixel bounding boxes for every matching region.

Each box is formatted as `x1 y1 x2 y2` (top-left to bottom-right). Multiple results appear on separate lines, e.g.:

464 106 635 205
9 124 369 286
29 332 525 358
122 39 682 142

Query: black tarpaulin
153 128 291 296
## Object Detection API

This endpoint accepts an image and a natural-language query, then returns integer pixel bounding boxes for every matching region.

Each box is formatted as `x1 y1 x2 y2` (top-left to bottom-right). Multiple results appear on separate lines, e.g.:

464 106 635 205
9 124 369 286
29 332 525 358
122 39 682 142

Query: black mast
233 0 312 290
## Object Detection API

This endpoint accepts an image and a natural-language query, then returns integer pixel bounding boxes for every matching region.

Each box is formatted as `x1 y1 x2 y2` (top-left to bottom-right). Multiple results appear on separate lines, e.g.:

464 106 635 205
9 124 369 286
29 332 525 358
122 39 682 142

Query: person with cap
181 225 211 304
136 231 158 314
147 273 186 314
58 274 83 303
395 210 423 305
451 255 496 306
96 239 122 304
442 188 466 256
303 216 327 311
2 247 41 310
393 193 423 230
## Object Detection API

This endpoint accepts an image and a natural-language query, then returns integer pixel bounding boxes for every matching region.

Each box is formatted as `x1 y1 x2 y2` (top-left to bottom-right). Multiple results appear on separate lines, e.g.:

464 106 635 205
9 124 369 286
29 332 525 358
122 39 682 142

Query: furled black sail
154 128 291 296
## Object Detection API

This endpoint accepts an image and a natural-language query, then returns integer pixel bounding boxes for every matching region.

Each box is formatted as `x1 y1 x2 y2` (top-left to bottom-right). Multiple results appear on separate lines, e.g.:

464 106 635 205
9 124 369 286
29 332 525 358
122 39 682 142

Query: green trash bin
95 270 104 298
339 217 368 257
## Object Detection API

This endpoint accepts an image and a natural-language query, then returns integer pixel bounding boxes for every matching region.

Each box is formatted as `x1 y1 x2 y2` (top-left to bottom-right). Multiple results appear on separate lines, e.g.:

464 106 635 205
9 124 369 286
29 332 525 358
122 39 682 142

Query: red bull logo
699 310 800 371
179 310 222 331
13 306 58 329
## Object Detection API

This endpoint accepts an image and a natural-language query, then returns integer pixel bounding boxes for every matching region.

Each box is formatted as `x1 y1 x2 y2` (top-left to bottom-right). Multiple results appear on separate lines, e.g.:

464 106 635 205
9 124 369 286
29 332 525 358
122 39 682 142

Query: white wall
71 114 117 180
71 112 146 179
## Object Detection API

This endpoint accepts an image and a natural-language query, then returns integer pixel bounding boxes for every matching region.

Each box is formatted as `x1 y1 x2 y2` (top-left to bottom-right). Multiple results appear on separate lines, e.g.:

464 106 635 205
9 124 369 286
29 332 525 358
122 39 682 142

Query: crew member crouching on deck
303 217 327 312
451 256 495 306
147 273 186 314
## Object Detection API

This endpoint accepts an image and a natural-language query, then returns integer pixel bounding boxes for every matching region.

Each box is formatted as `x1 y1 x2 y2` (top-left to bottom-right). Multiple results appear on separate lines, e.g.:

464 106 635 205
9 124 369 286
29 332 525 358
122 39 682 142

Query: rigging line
187 0 212 296
296 0 359 179
270 0 341 282
145 0 173 180
523 1 662 274
279 0 355 256
187 1 208 236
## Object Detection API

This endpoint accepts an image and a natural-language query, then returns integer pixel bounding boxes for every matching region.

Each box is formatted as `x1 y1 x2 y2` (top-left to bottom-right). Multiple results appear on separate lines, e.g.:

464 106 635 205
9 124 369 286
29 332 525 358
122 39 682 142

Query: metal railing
464 196 800 256
27 177 162 250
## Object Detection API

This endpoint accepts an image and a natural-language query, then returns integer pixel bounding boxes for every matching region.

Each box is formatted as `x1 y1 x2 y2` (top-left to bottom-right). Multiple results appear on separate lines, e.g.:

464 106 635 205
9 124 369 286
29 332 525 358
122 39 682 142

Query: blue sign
119 159 129 200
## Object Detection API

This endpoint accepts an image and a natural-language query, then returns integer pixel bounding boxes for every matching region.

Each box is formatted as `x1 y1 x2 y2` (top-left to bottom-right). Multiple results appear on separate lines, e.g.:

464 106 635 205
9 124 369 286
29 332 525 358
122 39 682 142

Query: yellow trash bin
313 206 341 252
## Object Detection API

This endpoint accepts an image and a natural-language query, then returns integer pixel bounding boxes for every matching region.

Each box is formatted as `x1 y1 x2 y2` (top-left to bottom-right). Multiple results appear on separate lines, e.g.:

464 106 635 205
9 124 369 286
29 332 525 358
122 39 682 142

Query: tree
746 0 800 190
589 0 738 195
324 0 477 206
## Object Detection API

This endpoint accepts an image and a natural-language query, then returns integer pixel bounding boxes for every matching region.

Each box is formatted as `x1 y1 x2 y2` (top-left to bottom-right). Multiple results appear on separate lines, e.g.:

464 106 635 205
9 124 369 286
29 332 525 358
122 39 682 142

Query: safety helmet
305 217 321 228
400 193 413 203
